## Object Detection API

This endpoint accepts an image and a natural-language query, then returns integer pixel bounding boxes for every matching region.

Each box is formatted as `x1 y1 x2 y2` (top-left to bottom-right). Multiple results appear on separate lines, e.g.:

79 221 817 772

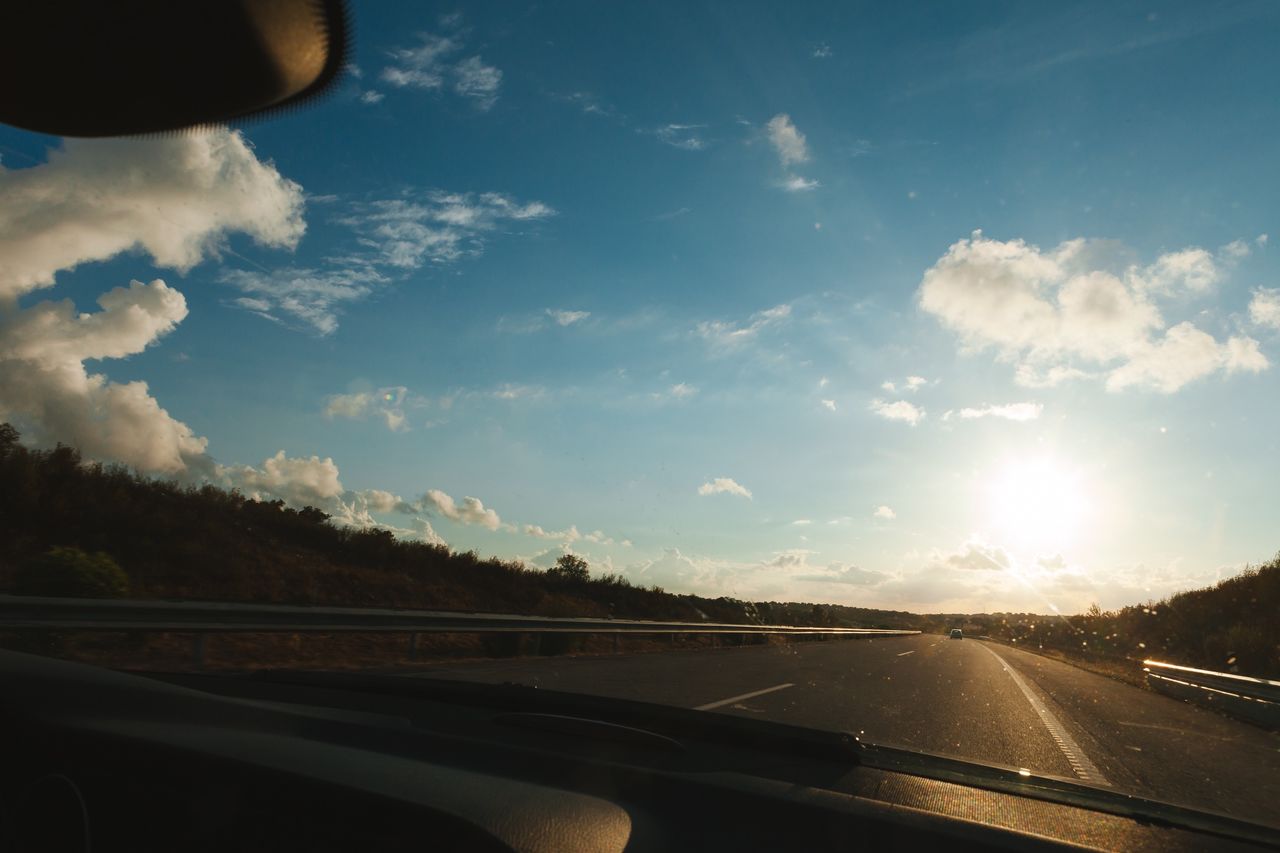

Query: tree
15 546 130 598
546 553 590 583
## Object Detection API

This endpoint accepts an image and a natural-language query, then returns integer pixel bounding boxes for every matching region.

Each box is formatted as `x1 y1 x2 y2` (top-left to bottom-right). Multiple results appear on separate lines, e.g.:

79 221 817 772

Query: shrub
15 547 129 598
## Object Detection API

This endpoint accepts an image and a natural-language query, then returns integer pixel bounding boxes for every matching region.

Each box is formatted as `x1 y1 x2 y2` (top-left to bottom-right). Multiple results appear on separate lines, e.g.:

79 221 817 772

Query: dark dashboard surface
0 650 1272 852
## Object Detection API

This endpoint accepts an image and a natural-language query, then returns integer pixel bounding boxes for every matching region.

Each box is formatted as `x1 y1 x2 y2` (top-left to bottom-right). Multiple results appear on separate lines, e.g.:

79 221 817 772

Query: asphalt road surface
408 634 1280 828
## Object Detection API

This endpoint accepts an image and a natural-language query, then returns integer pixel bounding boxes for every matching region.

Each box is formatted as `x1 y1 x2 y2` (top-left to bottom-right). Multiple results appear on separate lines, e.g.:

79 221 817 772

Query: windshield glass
2 0 1278 833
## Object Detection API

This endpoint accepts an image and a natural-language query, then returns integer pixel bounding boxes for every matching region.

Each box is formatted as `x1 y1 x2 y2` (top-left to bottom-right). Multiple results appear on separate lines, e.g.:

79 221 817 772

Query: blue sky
2 1 1278 612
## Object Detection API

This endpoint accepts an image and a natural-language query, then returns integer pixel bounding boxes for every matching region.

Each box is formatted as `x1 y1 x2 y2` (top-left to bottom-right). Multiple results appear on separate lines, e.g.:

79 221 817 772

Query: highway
408 634 1280 829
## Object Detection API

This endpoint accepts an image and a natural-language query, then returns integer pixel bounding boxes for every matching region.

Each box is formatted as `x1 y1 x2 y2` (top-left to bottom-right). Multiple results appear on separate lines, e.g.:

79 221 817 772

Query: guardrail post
613 633 621 654
529 632 542 656
192 633 206 670
409 631 420 660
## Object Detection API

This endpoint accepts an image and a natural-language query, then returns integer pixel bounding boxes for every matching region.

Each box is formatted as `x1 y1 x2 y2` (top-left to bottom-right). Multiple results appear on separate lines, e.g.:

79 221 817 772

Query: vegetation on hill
1 423 1274 676
956 560 1280 678
0 424 917 631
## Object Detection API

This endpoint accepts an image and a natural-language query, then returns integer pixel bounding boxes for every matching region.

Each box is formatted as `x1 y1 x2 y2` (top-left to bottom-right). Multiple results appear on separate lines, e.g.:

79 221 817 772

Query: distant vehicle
949 629 964 640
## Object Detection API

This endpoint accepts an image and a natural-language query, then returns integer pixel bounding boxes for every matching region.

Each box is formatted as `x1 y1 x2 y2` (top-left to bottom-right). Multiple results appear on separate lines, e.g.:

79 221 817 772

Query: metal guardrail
0 595 919 666
1144 659 1280 729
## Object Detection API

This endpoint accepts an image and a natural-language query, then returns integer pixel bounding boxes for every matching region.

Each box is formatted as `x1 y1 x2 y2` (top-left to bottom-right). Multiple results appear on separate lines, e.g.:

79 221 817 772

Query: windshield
1 0 1278 834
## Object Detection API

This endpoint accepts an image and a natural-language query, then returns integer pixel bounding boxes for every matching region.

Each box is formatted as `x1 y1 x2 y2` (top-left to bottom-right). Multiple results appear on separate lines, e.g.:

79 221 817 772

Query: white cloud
1257 234 1270 247
930 539 1012 572
669 382 698 399
242 190 552 333
919 232 1270 393
880 381 896 392
1249 288 1280 330
453 56 502 110
820 399 837 411
870 399 924 425
796 563 888 586
219 266 385 335
0 130 306 474
324 386 416 432
381 33 457 88
420 489 502 530
766 114 809 166
523 523 582 544
1106 322 1266 393
381 31 502 110
812 42 833 59
904 375 928 391
780 175 820 192
696 303 791 349
873 505 896 520
698 477 753 499
221 450 344 508
338 192 554 269
547 308 590 326
0 129 305 300
360 90 385 105
954 402 1042 422
791 519 813 526
653 124 707 151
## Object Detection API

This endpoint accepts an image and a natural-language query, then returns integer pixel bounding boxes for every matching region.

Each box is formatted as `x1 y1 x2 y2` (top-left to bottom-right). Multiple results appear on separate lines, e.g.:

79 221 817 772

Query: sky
2 0 1278 614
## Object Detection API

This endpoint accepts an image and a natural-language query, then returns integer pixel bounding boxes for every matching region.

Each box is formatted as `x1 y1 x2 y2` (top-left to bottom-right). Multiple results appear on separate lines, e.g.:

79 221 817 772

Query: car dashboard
0 650 1271 852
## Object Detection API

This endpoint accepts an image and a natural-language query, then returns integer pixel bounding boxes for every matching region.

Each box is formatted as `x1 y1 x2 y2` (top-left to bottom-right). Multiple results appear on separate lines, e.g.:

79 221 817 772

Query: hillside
0 424 920 631
2 423 1274 677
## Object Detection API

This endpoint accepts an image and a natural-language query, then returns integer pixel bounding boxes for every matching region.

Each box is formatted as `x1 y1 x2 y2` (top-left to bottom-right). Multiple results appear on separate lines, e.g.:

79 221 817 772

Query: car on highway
1 1 1278 851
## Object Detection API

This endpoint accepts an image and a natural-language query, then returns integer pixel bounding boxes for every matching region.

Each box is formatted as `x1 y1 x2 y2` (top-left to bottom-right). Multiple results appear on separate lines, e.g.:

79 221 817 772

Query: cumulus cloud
949 402 1042 422
0 130 306 474
696 303 791 349
904 376 928 391
870 399 924 425
324 386 417 432
918 232 1269 393
1250 288 1280 330
0 129 304 301
873 505 896 520
381 31 502 110
419 489 503 530
766 114 809 166
820 399 837 411
698 477 753 499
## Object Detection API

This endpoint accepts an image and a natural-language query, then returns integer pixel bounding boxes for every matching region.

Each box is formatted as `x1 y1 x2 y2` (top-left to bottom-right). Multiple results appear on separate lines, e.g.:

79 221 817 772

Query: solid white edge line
695 682 795 711
979 643 1111 787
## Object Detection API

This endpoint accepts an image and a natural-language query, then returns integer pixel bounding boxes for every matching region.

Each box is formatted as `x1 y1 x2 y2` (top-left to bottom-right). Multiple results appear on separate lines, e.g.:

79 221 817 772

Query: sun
983 456 1091 553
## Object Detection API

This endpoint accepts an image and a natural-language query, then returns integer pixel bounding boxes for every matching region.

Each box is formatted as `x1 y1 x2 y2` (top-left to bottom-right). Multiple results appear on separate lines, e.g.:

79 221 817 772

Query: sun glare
983 457 1091 553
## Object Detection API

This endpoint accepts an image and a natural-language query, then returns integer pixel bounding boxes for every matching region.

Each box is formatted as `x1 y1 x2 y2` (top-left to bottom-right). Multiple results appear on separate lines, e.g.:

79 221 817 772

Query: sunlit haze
2 1 1278 615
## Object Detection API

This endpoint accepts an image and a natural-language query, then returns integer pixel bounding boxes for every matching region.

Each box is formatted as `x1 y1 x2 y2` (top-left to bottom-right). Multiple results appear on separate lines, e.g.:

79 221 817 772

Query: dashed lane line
694 683 794 711
897 651 916 657
979 643 1111 787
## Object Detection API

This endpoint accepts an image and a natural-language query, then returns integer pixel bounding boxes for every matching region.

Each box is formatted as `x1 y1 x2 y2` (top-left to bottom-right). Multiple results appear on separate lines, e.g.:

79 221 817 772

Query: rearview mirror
0 0 349 137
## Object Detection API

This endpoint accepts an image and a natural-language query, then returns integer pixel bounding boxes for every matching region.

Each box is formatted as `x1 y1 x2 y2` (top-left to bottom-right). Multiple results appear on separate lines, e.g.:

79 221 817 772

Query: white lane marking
897 650 916 657
979 643 1111 787
695 683 794 711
